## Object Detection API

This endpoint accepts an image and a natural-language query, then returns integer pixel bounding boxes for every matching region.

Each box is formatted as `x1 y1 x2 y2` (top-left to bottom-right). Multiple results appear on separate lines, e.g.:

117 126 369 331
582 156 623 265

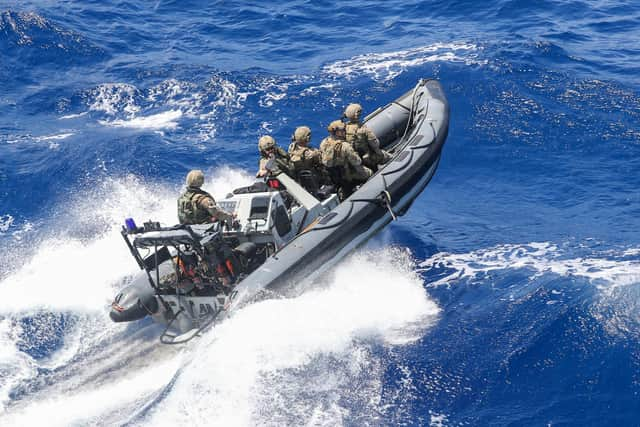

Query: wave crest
323 42 486 81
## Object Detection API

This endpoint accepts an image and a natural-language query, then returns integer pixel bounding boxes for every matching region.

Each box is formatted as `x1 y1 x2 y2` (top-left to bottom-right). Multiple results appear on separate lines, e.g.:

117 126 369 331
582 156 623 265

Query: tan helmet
327 120 346 133
258 135 276 152
293 126 311 144
186 169 205 187
344 103 363 121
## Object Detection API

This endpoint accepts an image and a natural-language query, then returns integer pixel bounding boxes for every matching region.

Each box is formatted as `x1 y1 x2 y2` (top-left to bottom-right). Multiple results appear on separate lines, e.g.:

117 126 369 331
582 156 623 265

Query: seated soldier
256 135 295 178
344 103 391 171
177 170 234 225
320 120 372 199
288 126 329 194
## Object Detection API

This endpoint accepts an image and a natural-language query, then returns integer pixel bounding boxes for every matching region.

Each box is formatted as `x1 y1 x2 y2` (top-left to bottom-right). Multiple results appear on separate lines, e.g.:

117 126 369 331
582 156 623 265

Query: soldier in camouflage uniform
343 103 391 171
288 126 328 192
320 120 372 198
256 135 295 178
177 170 234 225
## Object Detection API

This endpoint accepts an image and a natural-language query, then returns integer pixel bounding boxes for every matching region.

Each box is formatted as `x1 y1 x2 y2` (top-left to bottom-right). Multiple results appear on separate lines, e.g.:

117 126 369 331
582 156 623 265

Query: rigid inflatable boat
109 79 449 343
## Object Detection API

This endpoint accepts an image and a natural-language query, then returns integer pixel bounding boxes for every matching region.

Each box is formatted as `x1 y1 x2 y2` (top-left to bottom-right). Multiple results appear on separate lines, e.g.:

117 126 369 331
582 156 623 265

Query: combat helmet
344 103 363 121
186 169 205 188
258 135 276 153
327 120 346 133
293 126 311 144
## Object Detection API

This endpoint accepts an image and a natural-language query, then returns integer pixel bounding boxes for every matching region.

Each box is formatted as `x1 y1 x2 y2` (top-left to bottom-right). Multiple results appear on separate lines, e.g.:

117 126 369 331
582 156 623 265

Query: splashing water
1 167 441 426
0 167 253 422
1 242 439 426
144 249 439 426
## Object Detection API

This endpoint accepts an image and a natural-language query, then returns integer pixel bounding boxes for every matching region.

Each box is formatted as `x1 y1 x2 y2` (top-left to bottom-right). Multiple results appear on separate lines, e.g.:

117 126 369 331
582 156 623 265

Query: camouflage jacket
258 146 295 177
345 121 383 157
177 187 232 225
320 136 372 184
288 142 322 172
320 136 362 168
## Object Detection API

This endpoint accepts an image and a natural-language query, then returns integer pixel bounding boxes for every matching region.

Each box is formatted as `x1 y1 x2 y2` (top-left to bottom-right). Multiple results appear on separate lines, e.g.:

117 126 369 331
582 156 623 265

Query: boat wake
0 168 439 426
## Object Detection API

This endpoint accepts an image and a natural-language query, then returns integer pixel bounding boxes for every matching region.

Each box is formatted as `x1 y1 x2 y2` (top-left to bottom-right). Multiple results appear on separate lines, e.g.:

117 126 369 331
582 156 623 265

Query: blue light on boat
125 218 137 232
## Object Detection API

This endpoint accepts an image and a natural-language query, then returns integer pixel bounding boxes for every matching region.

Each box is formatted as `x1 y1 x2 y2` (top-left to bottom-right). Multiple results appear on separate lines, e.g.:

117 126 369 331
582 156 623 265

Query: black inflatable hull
227 79 449 311
109 275 159 322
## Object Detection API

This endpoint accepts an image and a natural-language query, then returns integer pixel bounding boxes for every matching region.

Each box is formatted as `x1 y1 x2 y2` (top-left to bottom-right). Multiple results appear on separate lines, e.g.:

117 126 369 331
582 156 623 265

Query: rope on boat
351 190 397 221
381 190 397 221
401 78 426 141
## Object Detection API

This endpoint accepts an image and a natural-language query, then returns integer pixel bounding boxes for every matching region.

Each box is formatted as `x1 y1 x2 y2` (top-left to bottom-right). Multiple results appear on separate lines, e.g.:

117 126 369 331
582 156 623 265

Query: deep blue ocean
1 1 639 425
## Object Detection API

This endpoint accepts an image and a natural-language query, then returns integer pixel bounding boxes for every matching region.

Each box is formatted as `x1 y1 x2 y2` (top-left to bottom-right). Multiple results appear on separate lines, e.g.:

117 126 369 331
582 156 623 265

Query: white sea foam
1 357 181 426
430 412 450 427
0 168 253 315
0 167 254 421
622 248 640 257
254 77 289 108
324 42 486 81
9 221 34 241
147 78 188 102
99 109 183 130
33 133 73 141
32 133 73 149
147 79 202 118
58 112 88 119
197 76 253 141
300 82 338 96
0 320 36 415
209 76 252 109
85 77 255 139
260 121 273 133
1 167 438 425
419 242 640 292
0 177 173 314
145 249 439 425
0 215 13 233
88 83 141 116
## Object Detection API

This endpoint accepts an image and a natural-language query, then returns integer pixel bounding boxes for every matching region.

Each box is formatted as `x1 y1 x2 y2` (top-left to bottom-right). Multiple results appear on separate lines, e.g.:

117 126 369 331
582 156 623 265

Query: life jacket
177 187 213 225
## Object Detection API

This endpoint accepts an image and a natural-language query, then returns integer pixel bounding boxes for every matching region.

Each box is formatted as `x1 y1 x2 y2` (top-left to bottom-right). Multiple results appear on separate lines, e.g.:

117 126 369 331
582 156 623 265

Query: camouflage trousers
362 150 391 171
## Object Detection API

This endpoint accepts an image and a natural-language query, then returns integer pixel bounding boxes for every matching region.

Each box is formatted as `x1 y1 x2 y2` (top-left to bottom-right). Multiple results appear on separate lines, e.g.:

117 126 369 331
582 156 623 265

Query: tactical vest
289 143 317 171
177 187 212 224
345 122 368 155
321 138 344 168
262 147 295 177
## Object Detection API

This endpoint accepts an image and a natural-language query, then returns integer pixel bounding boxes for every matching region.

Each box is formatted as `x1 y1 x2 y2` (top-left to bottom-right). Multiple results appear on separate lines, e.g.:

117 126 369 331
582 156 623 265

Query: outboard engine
110 283 159 322
233 241 260 274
